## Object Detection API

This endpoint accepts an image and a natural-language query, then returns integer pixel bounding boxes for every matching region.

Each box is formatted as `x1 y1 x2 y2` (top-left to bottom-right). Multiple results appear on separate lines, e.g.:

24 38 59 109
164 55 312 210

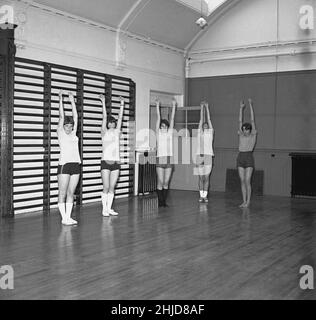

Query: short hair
107 116 117 129
242 122 252 132
160 119 170 129
64 116 74 125
202 122 209 128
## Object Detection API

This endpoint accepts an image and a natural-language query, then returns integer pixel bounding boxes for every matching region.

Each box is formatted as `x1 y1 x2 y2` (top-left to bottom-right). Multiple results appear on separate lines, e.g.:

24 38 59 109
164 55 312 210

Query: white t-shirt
58 129 81 165
102 128 121 161
157 129 173 157
196 128 214 156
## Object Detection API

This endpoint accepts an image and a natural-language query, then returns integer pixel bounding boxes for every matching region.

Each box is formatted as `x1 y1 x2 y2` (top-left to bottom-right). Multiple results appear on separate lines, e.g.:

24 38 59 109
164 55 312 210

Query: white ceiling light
196 16 207 28
196 0 208 29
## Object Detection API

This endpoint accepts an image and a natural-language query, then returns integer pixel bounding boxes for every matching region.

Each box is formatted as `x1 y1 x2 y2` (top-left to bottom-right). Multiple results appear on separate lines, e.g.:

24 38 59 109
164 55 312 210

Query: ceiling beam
173 0 201 13
115 0 154 69
118 0 152 32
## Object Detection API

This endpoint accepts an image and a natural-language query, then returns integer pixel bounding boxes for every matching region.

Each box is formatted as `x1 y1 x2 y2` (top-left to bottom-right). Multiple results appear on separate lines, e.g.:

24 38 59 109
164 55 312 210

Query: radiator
290 153 316 197
135 151 157 195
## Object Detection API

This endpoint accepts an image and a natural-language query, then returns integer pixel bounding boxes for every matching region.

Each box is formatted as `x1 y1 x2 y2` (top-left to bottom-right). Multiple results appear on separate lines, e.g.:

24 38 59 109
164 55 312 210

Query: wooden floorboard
1 190 316 300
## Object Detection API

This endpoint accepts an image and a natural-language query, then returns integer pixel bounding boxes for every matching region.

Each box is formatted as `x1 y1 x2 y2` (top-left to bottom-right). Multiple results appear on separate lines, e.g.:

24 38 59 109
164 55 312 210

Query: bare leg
108 170 120 215
238 167 247 207
156 167 164 190
163 167 172 189
109 169 120 193
66 174 80 224
58 174 70 203
57 174 70 223
101 169 110 216
245 167 253 207
203 173 210 202
202 165 212 192
101 169 110 193
198 174 204 201
202 158 212 198
198 174 203 191
66 174 80 203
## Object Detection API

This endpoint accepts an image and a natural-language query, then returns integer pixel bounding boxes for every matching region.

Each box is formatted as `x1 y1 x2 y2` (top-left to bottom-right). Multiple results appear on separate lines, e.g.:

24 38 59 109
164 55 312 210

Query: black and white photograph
1 0 316 305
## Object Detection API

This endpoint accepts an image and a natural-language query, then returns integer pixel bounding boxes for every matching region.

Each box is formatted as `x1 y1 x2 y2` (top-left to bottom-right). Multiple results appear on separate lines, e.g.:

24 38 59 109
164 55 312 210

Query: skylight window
175 0 227 16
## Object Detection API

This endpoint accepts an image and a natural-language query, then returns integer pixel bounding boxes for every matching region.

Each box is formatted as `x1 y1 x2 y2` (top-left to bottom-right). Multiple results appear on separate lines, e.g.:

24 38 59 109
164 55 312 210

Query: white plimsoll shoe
62 218 77 226
108 209 118 216
64 203 77 225
102 209 110 217
68 217 78 224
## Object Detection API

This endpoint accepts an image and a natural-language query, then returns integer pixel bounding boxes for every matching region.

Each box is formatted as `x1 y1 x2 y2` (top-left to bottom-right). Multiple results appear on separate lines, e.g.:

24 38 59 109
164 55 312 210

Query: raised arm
117 96 125 131
57 90 65 132
205 102 213 130
155 99 161 133
248 98 256 132
199 102 204 130
239 100 246 132
68 92 78 134
100 94 107 135
169 98 177 130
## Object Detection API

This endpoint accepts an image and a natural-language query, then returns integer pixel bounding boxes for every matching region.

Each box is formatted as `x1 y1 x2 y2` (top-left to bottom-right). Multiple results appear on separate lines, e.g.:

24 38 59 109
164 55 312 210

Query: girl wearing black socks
155 99 176 207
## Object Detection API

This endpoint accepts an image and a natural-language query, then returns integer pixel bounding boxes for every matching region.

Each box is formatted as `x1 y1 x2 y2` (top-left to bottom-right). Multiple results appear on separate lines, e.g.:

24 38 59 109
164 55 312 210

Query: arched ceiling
22 0 237 51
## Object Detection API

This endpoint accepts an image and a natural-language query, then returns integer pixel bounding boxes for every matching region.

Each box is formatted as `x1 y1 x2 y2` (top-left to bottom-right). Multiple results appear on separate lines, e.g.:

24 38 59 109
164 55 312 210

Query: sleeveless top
58 129 81 165
102 128 121 161
196 128 214 156
238 129 257 152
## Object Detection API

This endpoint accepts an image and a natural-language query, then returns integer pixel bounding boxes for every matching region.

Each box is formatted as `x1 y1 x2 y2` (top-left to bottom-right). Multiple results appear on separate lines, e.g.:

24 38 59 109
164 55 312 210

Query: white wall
188 0 316 77
13 3 185 149
193 0 278 50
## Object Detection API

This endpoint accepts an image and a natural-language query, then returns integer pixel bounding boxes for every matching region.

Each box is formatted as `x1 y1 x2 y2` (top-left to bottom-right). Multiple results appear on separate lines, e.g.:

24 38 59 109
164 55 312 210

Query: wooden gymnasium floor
1 190 316 300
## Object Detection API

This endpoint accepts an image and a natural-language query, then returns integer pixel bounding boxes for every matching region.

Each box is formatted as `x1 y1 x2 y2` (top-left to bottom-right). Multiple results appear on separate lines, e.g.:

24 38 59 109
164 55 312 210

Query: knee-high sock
162 188 169 206
157 189 163 207
58 203 66 220
101 193 108 212
65 203 74 220
107 192 114 211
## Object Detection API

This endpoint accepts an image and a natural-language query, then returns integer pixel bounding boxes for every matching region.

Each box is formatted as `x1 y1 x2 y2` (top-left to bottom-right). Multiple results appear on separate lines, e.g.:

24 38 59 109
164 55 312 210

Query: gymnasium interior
1 0 316 300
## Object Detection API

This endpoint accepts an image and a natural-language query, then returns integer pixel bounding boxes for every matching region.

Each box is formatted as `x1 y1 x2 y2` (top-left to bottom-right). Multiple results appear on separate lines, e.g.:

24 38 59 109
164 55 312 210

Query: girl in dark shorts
155 98 176 207
57 90 81 225
237 98 257 208
99 94 125 216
